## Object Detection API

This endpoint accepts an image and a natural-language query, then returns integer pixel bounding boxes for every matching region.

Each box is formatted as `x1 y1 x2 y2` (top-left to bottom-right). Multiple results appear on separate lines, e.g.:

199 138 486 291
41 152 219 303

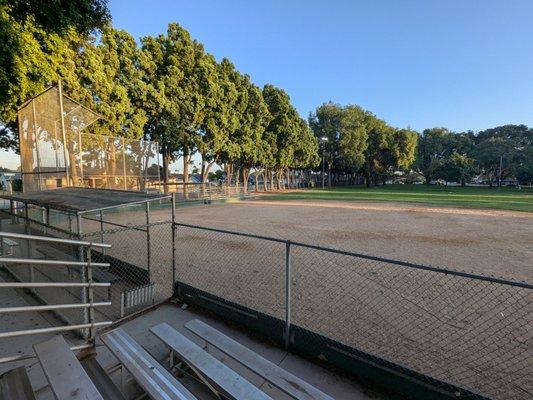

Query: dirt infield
78 199 532 399
170 199 533 282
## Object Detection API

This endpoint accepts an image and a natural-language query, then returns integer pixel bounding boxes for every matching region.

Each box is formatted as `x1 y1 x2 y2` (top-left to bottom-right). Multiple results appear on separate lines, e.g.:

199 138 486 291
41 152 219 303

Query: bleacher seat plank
101 328 197 400
186 319 335 400
33 335 104 400
0 366 36 400
151 323 273 400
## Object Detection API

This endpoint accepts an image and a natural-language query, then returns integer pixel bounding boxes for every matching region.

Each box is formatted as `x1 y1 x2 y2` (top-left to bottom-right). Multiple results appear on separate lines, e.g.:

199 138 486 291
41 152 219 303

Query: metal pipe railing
0 321 113 339
0 231 111 248
0 282 110 288
0 257 110 268
0 302 112 313
0 230 114 365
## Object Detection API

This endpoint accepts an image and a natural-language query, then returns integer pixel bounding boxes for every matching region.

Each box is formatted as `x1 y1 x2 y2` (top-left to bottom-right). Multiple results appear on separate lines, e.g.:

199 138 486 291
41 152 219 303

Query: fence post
85 245 95 347
145 202 151 281
77 213 89 339
284 240 292 349
171 193 176 288
24 203 34 283
99 210 105 255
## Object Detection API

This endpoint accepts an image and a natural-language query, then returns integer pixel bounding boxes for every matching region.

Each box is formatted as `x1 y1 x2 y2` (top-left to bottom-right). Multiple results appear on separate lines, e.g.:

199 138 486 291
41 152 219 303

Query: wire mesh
17 86 160 192
289 245 532 400
173 224 286 319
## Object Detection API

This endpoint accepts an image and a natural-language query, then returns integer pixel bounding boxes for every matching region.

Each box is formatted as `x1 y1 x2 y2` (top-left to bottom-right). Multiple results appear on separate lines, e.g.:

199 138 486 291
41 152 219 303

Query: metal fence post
171 193 176 286
77 213 89 338
284 240 292 349
24 203 34 283
85 245 95 346
146 202 151 280
99 210 105 255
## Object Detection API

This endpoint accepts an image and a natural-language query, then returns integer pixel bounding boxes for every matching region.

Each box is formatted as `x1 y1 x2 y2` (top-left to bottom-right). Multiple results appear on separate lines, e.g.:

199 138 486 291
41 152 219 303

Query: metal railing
0 231 113 363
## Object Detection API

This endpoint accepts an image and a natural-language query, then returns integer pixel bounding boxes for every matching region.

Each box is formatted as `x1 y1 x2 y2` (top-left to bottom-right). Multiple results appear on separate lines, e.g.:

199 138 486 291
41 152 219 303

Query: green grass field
262 185 533 213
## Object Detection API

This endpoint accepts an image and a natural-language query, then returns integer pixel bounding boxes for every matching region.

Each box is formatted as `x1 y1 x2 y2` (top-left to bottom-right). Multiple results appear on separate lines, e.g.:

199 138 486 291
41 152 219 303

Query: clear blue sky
109 0 533 133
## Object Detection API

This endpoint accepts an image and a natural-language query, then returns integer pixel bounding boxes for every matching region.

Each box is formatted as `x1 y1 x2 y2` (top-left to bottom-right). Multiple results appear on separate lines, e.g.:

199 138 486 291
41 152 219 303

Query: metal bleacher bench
101 328 198 400
151 322 273 400
185 319 335 400
33 335 104 400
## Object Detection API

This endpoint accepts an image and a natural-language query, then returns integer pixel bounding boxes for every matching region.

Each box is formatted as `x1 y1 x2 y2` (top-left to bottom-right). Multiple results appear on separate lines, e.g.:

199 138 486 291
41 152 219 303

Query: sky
108 0 533 133
2 0 532 170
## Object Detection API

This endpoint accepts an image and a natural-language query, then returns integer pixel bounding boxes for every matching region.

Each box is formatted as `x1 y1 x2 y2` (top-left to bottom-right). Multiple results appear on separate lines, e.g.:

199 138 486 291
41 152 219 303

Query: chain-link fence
171 222 533 400
1 200 531 399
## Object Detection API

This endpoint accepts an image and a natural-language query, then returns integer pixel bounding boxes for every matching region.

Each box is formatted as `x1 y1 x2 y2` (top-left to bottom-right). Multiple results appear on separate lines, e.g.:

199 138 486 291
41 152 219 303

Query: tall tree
262 84 302 189
308 102 343 185
415 127 454 184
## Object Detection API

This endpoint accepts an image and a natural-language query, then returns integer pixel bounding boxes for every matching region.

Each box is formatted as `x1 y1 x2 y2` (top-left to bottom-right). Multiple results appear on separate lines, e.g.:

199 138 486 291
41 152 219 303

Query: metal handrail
0 231 111 248
0 321 113 339
0 302 112 313
0 282 110 288
0 231 114 365
0 257 110 267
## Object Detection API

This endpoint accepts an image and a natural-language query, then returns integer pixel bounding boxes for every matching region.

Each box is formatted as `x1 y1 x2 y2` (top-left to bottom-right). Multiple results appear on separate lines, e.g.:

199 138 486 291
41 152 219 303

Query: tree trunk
242 168 250 194
254 169 259 192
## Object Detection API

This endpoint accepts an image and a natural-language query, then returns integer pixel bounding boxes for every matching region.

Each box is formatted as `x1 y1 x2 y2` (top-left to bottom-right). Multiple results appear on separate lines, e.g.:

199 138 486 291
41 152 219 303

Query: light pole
320 137 327 189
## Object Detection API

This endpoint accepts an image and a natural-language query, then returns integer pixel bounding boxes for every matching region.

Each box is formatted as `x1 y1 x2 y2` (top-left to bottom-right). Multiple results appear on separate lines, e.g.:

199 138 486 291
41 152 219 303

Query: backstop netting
18 85 160 192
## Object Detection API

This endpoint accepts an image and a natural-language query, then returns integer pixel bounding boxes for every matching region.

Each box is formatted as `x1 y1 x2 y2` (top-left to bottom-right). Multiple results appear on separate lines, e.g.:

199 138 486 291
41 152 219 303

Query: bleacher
0 319 335 400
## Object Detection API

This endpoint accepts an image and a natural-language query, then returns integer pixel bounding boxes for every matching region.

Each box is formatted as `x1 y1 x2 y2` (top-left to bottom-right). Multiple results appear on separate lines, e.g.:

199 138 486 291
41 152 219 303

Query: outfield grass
262 184 533 213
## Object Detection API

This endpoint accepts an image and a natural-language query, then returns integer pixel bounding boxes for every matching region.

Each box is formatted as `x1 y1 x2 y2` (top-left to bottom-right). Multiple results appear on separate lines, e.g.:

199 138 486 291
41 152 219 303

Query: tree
262 84 302 189
140 23 210 187
309 102 343 186
415 128 454 184
474 124 532 187
435 152 477 186
338 105 368 172
360 114 394 187
6 0 109 35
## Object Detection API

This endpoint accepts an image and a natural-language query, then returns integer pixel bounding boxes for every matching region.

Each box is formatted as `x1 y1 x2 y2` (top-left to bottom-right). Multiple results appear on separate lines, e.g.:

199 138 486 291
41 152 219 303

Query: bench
151 323 273 400
81 357 126 400
33 335 104 400
0 366 36 400
186 319 335 400
101 328 198 400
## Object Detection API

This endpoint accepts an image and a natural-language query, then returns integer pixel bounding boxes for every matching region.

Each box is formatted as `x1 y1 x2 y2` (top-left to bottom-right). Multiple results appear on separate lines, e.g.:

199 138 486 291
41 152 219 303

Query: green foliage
6 0 110 35
435 152 477 186
310 103 418 186
414 127 454 184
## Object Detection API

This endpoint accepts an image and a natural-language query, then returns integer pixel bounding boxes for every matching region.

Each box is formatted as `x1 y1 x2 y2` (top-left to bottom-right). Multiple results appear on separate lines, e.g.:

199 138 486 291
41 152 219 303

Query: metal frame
0 231 113 363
